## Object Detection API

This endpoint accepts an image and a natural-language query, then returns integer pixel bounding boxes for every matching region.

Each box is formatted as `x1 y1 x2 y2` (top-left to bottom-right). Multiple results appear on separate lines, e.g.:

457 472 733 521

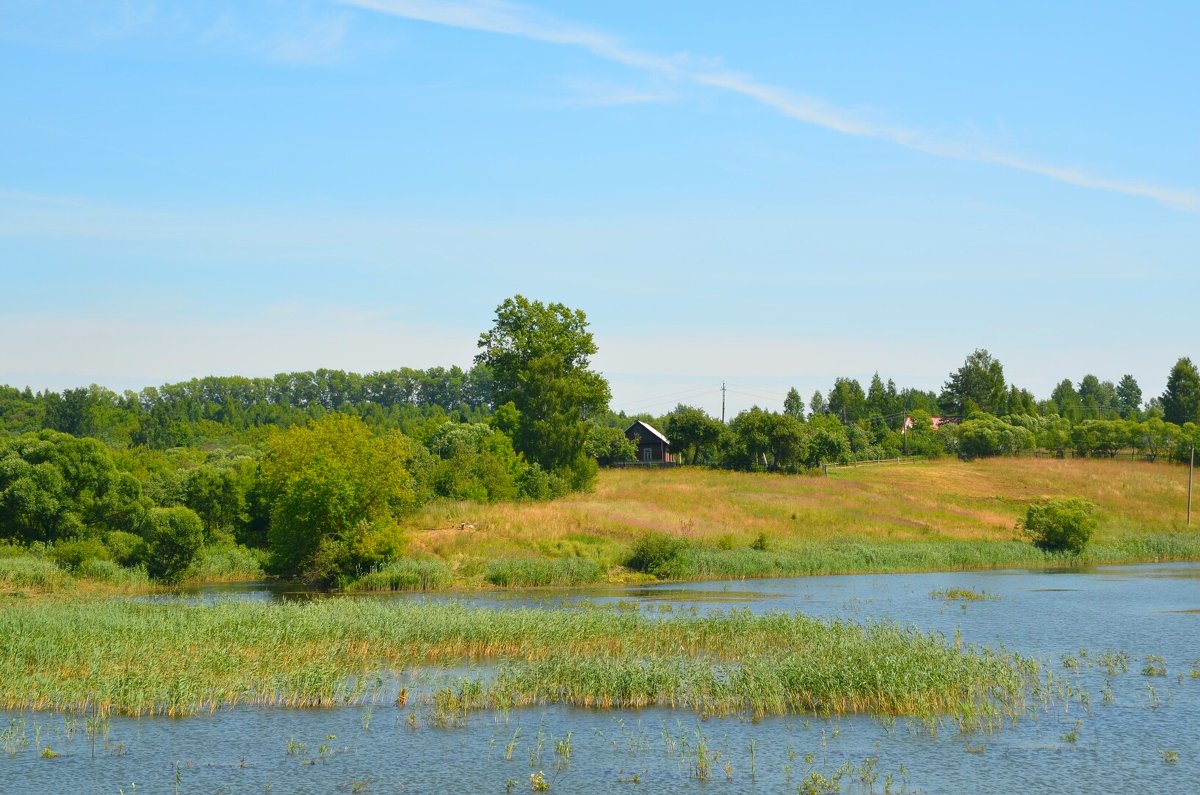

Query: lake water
3 563 1198 793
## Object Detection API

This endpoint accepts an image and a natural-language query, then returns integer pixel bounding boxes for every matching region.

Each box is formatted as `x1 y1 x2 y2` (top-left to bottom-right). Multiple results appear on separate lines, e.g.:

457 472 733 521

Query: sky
2 1 1197 419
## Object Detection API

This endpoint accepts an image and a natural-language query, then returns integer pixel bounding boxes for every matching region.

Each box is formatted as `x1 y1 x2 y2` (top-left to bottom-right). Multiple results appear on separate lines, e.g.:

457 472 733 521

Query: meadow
391 457 1198 588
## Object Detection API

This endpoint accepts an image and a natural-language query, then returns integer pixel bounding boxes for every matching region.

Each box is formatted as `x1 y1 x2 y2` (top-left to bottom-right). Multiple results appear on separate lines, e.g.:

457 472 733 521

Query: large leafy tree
0 430 149 544
475 295 610 489
1162 357 1200 425
1115 374 1143 419
666 404 724 464
826 378 866 424
261 413 416 581
941 349 1007 416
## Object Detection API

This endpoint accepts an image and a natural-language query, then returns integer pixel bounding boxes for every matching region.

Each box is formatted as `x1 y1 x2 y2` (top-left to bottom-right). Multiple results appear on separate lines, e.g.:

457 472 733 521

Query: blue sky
2 1 1197 418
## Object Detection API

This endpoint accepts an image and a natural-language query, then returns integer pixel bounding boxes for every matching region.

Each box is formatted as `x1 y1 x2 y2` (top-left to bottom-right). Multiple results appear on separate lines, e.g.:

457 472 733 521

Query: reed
344 559 451 592
0 599 1030 726
483 557 602 588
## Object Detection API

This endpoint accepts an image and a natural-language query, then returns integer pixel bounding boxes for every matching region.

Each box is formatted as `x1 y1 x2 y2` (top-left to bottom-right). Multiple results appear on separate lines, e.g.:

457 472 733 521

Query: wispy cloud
269 12 350 64
199 6 351 65
340 0 1200 214
559 77 674 108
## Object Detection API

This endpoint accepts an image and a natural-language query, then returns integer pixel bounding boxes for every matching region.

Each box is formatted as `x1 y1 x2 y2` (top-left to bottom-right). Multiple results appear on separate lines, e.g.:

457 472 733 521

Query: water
3 564 1198 793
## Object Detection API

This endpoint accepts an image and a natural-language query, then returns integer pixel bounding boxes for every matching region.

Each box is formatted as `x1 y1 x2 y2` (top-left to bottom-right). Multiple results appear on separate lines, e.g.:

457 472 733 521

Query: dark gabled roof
626 420 669 446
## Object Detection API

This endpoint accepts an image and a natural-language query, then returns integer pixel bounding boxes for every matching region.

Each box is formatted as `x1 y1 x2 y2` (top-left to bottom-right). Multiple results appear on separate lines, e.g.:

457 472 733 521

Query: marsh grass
345 559 451 592
0 599 1029 726
483 557 602 588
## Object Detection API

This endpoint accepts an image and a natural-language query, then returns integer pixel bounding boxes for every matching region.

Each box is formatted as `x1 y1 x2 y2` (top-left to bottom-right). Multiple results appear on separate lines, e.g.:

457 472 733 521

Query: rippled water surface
3 563 1198 793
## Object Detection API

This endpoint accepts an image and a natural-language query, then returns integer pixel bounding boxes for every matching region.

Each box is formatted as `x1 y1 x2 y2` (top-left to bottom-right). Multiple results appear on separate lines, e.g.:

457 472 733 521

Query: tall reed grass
483 557 602 587
0 599 1029 726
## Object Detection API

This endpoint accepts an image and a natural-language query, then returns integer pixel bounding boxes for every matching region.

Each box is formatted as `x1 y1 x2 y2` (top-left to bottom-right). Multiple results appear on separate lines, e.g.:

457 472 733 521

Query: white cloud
340 0 1200 214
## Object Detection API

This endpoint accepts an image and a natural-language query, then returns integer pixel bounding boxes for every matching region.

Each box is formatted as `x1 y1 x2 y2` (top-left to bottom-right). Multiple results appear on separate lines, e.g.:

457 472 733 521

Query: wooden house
625 420 675 464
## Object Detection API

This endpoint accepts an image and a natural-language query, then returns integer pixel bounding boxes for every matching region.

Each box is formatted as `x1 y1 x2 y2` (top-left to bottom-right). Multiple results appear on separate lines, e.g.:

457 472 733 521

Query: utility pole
721 382 726 424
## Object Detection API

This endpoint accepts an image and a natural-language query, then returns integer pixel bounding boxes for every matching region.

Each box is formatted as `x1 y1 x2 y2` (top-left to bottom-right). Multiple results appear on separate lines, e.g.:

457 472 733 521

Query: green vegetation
931 588 997 603
1021 498 1098 554
483 557 602 588
0 599 1030 725
2 296 1197 592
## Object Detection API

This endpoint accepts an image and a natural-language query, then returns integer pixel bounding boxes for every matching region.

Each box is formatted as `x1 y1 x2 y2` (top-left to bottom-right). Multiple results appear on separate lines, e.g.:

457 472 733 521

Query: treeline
1 296 626 587
2 301 1197 590
0 366 494 448
631 351 1200 472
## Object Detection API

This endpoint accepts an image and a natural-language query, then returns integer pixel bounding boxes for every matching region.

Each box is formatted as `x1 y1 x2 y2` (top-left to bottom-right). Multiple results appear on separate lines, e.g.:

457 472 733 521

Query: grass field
391 457 1198 587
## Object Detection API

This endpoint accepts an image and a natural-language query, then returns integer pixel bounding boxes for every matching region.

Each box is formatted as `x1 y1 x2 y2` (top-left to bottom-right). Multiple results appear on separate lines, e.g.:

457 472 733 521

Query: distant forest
2 295 1198 587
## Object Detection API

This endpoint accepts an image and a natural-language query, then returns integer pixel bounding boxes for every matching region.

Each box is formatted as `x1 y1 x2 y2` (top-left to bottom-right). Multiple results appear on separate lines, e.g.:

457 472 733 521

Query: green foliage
425 421 524 501
261 413 417 582
145 506 205 582
955 415 1035 459
48 538 111 572
103 530 149 568
666 405 724 465
626 532 690 577
585 422 636 466
0 431 150 544
941 349 1007 416
475 295 610 490
516 463 571 501
1021 498 1097 554
1162 357 1200 425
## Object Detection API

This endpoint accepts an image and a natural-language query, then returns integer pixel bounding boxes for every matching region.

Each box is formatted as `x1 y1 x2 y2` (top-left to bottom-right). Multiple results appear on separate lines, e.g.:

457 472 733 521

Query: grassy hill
390 457 1198 587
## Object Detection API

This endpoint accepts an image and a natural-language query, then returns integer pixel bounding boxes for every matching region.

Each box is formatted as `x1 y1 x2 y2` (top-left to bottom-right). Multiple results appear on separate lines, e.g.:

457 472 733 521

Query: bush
1021 498 1097 554
626 532 689 577
145 506 205 582
48 538 111 572
103 530 148 568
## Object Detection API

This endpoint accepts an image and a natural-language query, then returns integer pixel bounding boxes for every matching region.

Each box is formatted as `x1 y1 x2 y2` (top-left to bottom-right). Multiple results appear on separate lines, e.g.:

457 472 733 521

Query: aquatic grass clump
182 545 266 583
0 599 1031 726
0 557 72 592
345 559 451 592
483 557 602 588
930 588 996 603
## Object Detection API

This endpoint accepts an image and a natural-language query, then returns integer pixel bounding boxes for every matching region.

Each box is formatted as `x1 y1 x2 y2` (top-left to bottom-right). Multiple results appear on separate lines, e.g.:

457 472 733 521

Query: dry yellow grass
401 457 1195 576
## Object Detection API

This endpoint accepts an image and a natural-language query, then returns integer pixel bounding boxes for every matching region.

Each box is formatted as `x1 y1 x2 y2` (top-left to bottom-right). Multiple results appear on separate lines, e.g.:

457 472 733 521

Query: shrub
104 530 148 568
1021 498 1097 554
145 506 205 582
48 538 111 572
626 532 689 577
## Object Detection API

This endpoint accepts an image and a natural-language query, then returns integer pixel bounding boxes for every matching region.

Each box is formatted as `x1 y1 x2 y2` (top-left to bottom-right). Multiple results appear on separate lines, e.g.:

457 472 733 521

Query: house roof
626 420 670 445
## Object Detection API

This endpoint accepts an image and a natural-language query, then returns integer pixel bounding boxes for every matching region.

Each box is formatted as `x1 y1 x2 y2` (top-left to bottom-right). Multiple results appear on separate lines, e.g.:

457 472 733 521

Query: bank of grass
0 598 1030 726
392 457 1199 587
0 556 152 596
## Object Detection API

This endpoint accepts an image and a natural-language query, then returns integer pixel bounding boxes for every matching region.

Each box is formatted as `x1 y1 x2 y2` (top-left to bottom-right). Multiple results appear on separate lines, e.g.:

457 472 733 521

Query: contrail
341 0 1199 214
